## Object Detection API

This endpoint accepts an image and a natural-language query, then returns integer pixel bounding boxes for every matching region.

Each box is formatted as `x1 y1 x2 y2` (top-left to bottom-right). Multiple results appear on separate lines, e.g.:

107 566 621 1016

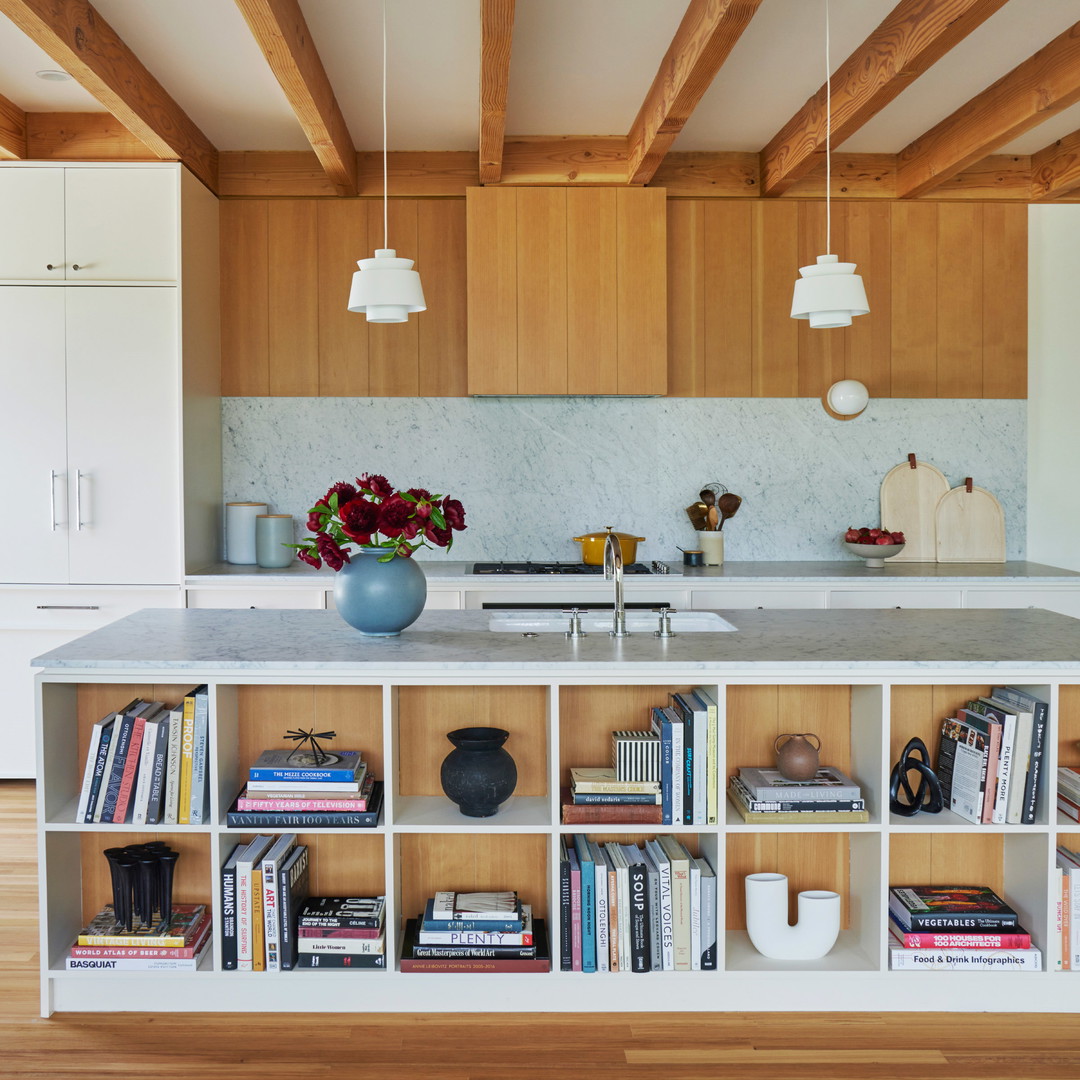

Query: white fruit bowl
844 541 904 568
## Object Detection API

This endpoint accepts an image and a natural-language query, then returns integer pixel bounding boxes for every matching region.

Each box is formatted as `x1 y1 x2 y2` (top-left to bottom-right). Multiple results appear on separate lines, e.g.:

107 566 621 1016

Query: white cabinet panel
0 288 68 583
187 588 326 609
691 588 827 610
0 168 65 280
964 588 1080 619
425 590 463 610
65 288 180 585
829 588 962 609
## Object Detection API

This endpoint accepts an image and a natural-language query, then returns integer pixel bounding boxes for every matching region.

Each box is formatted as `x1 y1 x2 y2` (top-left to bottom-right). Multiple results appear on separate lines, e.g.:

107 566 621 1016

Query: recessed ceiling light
35 69 72 82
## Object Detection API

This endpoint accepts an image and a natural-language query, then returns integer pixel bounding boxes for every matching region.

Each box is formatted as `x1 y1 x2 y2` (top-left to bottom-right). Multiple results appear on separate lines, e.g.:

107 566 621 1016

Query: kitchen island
32 607 1080 1016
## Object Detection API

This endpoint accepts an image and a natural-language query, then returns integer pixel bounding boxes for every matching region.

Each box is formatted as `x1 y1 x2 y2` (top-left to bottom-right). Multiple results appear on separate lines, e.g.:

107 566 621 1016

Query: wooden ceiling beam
479 0 515 184
0 0 218 191
627 0 763 186
234 0 357 196
897 18 1080 198
26 111 156 159
760 0 1010 197
1031 128 1080 199
0 90 27 158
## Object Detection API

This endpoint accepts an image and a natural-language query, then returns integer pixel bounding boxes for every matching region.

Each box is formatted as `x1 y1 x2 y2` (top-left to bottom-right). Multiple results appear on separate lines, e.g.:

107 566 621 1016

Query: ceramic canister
256 514 294 568
225 502 267 564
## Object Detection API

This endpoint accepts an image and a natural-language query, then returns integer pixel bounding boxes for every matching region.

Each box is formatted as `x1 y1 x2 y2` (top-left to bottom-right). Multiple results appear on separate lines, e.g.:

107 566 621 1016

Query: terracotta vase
774 732 821 781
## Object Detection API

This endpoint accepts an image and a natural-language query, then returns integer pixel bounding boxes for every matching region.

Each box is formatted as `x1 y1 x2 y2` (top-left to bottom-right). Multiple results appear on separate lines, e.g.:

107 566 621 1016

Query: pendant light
347 0 425 323
790 0 868 330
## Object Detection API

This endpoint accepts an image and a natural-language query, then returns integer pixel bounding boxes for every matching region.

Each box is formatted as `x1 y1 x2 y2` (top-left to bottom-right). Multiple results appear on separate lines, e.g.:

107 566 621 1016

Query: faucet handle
563 607 587 639
655 606 677 638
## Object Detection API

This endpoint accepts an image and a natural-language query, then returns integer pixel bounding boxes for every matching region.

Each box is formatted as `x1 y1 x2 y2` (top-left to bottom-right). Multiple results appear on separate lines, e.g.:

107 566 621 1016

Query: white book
189 685 210 826
76 713 116 823
673 693 707 825
888 943 1041 970
297 931 385 954
689 855 701 971
162 705 184 825
991 708 1015 825
984 697 1033 824
130 715 162 826
658 834 691 970
590 840 610 973
236 835 273 971
644 838 673 971
606 844 630 971
694 685 720 825
261 832 297 972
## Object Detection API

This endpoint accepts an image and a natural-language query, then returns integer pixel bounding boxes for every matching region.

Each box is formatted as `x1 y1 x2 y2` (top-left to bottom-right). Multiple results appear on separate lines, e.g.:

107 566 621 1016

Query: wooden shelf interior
558 684 704 789
890 684 995 767
394 685 548 798
395 833 549 928
1058 685 1080 771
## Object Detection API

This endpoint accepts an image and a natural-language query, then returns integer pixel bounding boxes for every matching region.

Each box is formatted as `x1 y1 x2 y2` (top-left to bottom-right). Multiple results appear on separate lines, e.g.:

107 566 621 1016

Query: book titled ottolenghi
248 750 363 783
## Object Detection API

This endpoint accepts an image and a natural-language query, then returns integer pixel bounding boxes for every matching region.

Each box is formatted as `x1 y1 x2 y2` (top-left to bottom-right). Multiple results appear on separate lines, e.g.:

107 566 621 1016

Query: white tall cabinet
0 162 221 777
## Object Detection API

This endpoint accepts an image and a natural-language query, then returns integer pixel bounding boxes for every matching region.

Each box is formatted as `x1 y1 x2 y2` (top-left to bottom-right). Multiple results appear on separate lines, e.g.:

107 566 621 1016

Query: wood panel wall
220 195 1026 400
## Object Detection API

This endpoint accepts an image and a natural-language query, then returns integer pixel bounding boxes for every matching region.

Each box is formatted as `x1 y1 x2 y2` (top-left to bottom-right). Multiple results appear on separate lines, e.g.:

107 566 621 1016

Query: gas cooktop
471 561 660 575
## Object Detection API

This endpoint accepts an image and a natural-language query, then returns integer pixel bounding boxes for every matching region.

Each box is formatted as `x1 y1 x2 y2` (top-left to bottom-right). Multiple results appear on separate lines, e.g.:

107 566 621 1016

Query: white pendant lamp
791 0 868 330
347 0 425 324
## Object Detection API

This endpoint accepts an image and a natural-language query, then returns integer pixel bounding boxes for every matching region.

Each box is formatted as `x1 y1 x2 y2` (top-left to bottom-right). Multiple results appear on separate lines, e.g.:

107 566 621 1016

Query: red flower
442 497 467 531
324 481 357 505
425 523 453 548
297 549 322 569
315 532 350 571
306 511 324 533
357 473 394 500
378 495 417 538
339 497 379 541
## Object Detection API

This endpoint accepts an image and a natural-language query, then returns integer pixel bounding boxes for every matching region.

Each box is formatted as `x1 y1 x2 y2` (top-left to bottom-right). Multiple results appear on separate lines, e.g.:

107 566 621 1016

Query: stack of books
1055 844 1080 970
1057 767 1080 821
558 834 716 973
66 903 211 971
226 748 382 827
888 884 1041 970
935 685 1048 825
727 765 868 823
562 767 662 825
294 897 386 969
74 686 210 826
221 834 310 971
400 891 549 972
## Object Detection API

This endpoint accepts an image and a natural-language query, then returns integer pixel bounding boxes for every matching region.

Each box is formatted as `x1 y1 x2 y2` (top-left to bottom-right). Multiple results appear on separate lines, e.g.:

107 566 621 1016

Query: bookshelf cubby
34 663 1080 1016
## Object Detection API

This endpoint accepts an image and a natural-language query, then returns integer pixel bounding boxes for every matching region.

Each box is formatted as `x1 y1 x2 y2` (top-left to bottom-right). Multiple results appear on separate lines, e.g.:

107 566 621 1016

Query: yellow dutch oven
572 527 646 566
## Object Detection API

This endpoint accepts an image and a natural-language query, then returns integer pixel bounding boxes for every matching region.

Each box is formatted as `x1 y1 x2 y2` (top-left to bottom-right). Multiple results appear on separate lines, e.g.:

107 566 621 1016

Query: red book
560 788 662 826
400 956 551 972
112 713 150 824
890 925 1031 949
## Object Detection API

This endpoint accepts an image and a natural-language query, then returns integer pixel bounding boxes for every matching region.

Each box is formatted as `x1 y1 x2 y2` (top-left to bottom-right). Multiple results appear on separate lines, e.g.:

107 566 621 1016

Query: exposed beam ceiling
897 18 1080 198
0 0 219 191
626 0 764 186
0 89 25 157
1032 126 1080 199
479 0 514 184
233 0 357 196
760 0 1010 197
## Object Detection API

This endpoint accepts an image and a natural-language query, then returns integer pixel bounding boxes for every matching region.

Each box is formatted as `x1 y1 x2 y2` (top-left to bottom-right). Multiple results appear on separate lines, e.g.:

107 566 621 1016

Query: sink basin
488 611 738 633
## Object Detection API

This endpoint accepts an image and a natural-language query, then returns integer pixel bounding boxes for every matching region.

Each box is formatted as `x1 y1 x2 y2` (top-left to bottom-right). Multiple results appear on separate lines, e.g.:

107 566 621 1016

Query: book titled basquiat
888 885 1019 932
247 749 364 783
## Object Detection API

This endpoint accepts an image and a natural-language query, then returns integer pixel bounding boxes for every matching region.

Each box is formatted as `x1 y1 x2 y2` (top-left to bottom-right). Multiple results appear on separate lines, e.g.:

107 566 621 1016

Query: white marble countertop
184 560 1080 587
31 606 1080 675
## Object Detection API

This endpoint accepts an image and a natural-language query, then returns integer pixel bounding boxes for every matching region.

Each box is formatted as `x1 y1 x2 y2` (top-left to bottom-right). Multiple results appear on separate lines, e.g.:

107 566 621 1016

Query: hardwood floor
4 778 1080 1079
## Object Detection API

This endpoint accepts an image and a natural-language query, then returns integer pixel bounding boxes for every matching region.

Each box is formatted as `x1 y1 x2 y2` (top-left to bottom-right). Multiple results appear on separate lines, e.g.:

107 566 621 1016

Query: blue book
248 749 364 783
573 834 596 972
422 896 524 933
650 707 674 825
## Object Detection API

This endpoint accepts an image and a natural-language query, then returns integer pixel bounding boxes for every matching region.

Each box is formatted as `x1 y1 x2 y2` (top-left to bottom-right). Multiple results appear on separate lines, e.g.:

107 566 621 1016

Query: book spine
409 943 535 959
237 796 371 812
247 766 360 783
698 691 719 825
76 722 107 823
113 715 148 825
628 862 649 972
995 711 1016 824
297 918 383 930
561 804 663 825
571 791 661 805
221 855 238 971
903 914 1020 931
592 844 609 973
416 929 533 947
70 938 208 960
226 810 378 827
1024 704 1048 825
178 695 195 826
237 858 253 970
573 837 595 973
299 936 385 954
144 719 171 826
262 861 280 972
698 862 717 970
251 869 265 972
1062 865 1070 972
189 687 209 825
650 708 673 826
130 720 159 826
689 860 701 971
889 947 1041 970
420 916 523 933
297 953 386 969
66 952 207 972
569 851 582 972
399 956 546 973
558 843 571 971
82 723 114 823
667 859 691 969
98 712 135 823
896 928 1033 948
163 707 183 826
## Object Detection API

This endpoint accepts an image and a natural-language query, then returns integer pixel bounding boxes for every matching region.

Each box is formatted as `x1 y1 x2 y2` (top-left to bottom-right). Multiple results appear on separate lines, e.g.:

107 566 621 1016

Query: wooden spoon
716 492 742 530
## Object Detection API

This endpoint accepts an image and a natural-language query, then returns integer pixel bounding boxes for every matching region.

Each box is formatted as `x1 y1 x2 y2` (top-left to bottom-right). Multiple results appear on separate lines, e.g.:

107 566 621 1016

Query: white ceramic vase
745 872 840 960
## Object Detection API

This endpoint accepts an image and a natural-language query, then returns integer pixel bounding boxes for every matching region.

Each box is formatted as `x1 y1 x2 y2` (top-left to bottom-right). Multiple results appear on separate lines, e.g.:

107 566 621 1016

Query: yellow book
178 691 196 826
251 869 265 972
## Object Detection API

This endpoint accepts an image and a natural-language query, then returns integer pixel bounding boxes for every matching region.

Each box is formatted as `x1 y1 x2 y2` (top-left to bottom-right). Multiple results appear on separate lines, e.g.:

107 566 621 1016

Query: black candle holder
102 842 180 931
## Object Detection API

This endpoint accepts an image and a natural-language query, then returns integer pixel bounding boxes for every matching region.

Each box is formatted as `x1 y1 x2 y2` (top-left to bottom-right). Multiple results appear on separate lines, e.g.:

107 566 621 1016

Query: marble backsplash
222 397 1026 564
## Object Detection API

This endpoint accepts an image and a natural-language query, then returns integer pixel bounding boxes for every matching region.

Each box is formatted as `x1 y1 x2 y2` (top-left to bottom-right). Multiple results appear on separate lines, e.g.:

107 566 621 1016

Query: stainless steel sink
487 611 738 633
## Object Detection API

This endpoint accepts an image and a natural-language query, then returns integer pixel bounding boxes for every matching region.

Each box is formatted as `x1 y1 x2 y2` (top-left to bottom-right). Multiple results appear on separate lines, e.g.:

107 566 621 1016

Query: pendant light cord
825 0 831 255
384 0 393 252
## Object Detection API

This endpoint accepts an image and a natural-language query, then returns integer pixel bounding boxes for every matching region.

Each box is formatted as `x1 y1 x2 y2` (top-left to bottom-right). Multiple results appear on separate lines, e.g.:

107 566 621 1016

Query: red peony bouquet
293 475 466 568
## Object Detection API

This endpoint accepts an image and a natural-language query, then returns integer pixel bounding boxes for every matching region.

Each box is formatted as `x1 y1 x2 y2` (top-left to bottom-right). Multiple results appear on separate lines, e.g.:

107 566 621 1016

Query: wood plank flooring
4 778 1080 1079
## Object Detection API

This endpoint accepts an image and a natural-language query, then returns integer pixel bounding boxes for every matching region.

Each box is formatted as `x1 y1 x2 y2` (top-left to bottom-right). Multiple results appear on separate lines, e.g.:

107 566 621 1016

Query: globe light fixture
825 378 869 419
347 0 425 324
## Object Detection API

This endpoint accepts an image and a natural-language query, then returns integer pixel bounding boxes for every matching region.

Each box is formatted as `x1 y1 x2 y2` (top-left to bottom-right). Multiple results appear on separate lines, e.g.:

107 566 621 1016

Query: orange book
252 869 265 972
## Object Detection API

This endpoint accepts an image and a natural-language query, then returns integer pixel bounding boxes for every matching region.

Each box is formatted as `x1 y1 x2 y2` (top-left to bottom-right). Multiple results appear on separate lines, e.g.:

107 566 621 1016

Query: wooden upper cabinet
466 187 667 395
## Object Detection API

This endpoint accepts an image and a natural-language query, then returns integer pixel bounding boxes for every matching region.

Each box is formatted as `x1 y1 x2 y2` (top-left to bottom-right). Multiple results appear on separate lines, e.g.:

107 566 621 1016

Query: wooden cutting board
879 455 949 562
935 483 1005 563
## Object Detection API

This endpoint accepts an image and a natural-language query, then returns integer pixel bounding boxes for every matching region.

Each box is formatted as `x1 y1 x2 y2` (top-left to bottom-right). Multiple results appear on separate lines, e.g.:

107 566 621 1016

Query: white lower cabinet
32 664 1080 1016
691 587 827 610
829 588 963 609
964 588 1080 620
186 588 326 610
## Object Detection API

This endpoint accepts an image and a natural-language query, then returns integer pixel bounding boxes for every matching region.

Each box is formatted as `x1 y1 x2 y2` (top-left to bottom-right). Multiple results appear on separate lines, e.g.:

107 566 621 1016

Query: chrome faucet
603 526 629 637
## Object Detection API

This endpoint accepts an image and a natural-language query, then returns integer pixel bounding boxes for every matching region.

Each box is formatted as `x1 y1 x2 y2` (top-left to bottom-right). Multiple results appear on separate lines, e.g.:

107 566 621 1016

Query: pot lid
573 527 646 542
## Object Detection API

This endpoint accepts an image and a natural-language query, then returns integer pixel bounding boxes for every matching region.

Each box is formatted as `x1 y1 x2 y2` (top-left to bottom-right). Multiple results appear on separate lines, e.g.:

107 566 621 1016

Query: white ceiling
0 0 1079 158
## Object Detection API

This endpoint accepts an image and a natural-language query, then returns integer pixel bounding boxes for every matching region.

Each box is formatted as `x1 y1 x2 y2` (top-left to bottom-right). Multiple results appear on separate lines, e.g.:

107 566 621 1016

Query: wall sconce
823 379 869 420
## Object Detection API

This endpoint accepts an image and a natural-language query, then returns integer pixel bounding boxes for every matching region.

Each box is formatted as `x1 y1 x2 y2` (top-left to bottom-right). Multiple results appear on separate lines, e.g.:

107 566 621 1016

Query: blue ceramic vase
333 547 427 636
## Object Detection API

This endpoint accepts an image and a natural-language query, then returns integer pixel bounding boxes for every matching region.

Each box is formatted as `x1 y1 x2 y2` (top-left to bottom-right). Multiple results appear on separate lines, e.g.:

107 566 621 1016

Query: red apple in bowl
842 527 905 567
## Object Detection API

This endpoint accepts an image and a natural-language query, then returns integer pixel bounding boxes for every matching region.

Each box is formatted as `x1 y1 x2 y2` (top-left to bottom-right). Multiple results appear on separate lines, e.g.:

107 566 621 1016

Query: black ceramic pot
440 727 518 817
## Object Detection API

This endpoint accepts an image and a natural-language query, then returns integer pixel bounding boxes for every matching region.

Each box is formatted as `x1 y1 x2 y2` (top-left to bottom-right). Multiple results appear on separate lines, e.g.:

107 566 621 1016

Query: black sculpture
103 842 179 931
889 737 944 816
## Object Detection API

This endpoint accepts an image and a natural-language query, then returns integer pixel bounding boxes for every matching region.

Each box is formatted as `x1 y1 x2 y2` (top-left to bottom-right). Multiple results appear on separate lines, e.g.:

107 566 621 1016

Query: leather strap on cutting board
879 455 949 562
935 483 1006 563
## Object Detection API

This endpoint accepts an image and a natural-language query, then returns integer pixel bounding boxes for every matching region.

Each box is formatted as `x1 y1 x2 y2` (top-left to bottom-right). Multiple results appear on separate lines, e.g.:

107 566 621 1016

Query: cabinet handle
48 470 58 531
71 263 82 271
36 605 99 610
75 469 87 530
46 263 60 271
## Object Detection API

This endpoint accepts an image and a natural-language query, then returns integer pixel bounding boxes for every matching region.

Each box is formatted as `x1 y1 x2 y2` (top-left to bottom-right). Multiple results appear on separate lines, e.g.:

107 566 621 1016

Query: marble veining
32 607 1080 673
222 397 1027 564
